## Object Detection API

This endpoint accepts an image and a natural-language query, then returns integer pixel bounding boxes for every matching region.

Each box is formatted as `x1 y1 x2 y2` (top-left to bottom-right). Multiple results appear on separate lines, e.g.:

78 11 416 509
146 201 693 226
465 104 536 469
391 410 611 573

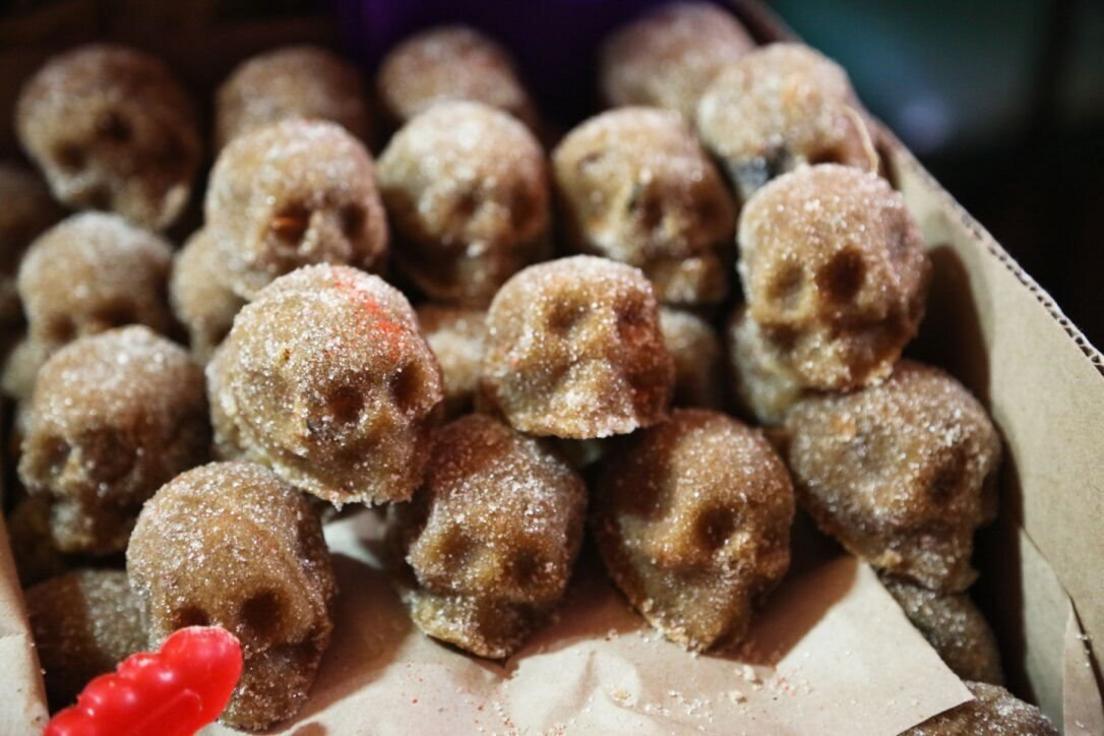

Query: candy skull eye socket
508 548 545 591
53 142 86 172
240 590 283 643
339 204 365 238
508 183 537 231
270 204 311 244
39 435 72 478
325 385 363 425
172 605 211 630
816 247 865 304
695 506 737 553
389 363 423 414
545 300 584 335
767 263 807 311
81 428 136 483
97 111 132 143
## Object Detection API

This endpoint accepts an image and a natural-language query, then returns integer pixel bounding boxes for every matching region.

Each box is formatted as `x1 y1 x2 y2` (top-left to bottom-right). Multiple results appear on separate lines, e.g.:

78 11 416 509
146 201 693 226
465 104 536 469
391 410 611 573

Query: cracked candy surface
204 119 388 299
209 264 443 505
738 165 930 390
391 414 586 658
26 569 147 709
697 43 876 201
169 228 245 364
18 326 210 554
215 45 371 150
377 25 537 129
593 409 794 651
127 461 335 731
881 575 1003 684
599 2 754 120
659 307 724 408
553 107 735 306
784 361 1001 591
16 44 200 230
904 681 1058 735
417 304 486 418
379 101 550 305
481 256 673 439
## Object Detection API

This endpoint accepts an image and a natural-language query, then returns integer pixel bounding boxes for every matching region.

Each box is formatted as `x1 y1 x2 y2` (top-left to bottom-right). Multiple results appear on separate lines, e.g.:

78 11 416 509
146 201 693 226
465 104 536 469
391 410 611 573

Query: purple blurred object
332 0 676 123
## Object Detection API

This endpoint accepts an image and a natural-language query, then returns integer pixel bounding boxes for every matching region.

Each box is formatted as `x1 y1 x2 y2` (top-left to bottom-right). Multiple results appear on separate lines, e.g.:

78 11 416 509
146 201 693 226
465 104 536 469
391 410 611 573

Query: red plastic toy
44 626 243 736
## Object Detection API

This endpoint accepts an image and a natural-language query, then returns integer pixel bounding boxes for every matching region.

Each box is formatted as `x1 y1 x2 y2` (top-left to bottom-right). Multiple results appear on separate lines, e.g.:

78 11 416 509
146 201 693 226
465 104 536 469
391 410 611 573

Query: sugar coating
784 361 1001 591
127 461 336 731
417 304 487 417
0 163 63 325
2 336 52 402
12 212 174 396
725 306 805 426
379 101 551 305
215 45 371 150
169 228 246 364
377 25 537 129
599 2 754 120
7 495 69 586
739 165 930 390
697 43 876 202
26 569 147 709
204 119 388 299
18 326 209 554
593 409 794 651
15 44 200 230
391 414 586 658
209 264 443 506
481 256 674 439
881 575 1003 684
553 108 735 306
659 308 724 408
904 681 1058 735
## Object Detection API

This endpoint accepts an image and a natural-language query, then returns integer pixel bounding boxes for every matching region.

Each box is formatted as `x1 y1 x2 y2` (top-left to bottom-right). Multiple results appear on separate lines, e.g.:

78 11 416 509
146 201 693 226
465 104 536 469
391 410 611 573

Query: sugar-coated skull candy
904 682 1057 736
27 569 148 709
205 119 388 299
169 228 245 363
215 45 371 149
416 304 486 417
599 2 754 120
739 165 930 390
18 326 210 554
379 101 551 305
0 163 63 325
209 265 443 505
725 306 804 426
881 575 1003 684
697 43 877 202
593 409 794 651
659 308 724 408
7 496 69 586
127 461 336 731
784 361 1001 591
377 25 537 129
554 108 736 306
16 44 200 230
481 256 673 439
391 414 586 658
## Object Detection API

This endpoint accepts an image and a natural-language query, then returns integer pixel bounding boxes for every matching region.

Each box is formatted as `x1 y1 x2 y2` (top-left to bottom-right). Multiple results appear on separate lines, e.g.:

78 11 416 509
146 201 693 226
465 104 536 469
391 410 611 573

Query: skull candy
481 255 674 439
16 44 201 230
391 414 586 658
127 461 336 731
738 165 930 391
18 326 210 554
593 409 795 651
208 264 444 506
416 304 487 418
0 163 63 327
553 108 736 306
204 119 388 299
169 228 246 364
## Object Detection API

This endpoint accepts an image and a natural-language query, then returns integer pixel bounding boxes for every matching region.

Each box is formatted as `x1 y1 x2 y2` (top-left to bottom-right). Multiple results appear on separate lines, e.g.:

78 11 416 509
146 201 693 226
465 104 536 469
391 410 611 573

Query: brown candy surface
599 2 754 119
481 256 673 439
697 43 876 201
0 163 63 325
553 107 735 306
904 681 1058 735
26 569 147 709
127 461 336 731
16 44 200 230
209 264 443 505
417 304 486 417
739 164 930 390
377 25 537 128
379 101 550 305
593 409 794 651
784 361 1001 591
205 119 388 299
659 307 724 408
215 45 371 149
725 306 804 426
169 228 245 363
391 414 586 658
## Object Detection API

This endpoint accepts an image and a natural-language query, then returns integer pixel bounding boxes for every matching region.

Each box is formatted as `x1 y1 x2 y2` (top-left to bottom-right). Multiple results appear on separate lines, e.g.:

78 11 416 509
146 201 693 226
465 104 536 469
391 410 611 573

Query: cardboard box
0 1 1100 734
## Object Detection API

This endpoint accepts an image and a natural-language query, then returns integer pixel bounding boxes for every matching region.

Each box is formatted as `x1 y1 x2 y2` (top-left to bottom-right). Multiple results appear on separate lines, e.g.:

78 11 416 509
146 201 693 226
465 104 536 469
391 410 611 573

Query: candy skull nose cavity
172 605 211 630
271 204 311 245
240 590 283 644
53 142 86 172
